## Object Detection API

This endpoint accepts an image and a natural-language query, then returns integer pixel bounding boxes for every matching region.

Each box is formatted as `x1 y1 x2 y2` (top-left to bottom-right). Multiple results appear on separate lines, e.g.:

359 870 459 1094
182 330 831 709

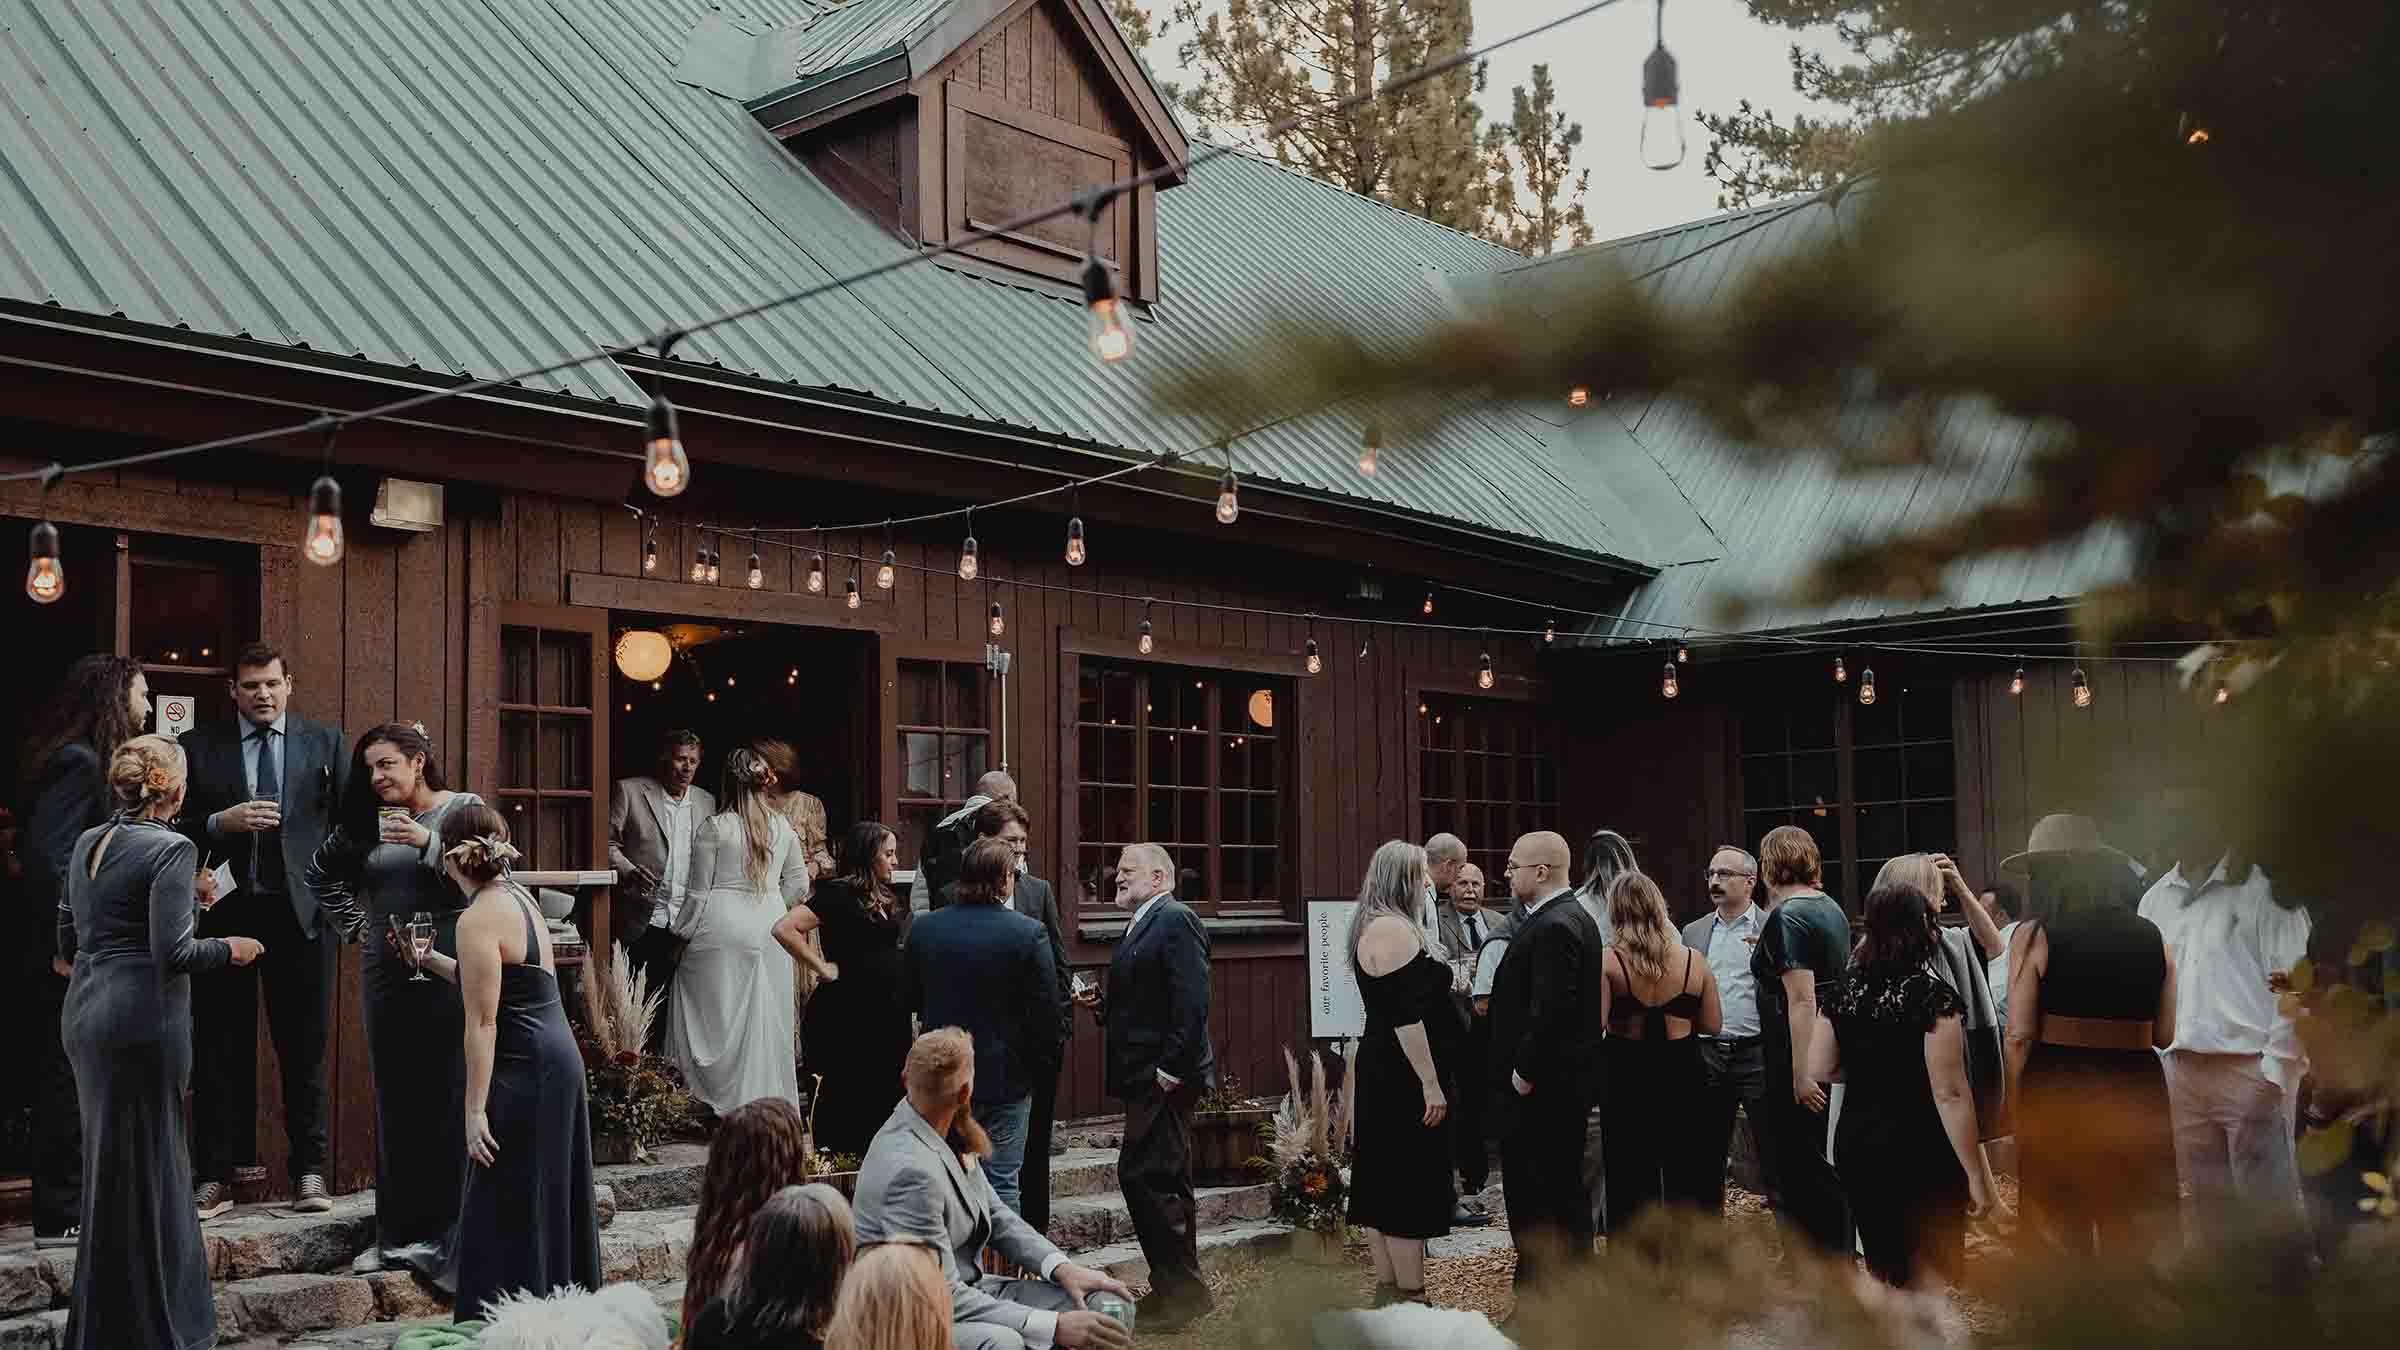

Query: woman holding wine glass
302 722 481 1276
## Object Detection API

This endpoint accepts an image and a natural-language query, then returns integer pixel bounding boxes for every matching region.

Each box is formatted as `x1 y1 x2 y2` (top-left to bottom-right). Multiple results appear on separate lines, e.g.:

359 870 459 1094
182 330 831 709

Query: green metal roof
0 0 1696 571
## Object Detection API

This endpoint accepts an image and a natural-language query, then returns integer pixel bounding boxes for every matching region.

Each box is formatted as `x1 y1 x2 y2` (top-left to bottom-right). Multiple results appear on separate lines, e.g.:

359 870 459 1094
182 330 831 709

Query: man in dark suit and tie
943 798 1073 1231
1486 831 1605 1300
607 730 714 1050
1436 862 1506 1215
1072 842 1213 1330
181 643 346 1216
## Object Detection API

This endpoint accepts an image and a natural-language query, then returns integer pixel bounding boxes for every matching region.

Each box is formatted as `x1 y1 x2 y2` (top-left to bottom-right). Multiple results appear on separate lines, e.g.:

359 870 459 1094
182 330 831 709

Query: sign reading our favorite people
1307 900 1365 1039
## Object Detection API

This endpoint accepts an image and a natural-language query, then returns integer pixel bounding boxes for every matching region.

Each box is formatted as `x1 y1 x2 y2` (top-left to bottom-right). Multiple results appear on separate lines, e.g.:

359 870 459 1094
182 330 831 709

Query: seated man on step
853 1027 1134 1350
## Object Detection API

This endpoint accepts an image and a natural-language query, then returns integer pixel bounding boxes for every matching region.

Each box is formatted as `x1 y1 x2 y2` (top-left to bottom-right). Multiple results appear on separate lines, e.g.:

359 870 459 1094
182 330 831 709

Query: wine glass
407 911 436 982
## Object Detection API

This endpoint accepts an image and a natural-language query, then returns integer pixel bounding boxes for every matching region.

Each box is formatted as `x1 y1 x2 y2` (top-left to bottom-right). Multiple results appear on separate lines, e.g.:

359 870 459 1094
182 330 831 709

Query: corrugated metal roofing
1496 197 2145 640
0 0 1690 570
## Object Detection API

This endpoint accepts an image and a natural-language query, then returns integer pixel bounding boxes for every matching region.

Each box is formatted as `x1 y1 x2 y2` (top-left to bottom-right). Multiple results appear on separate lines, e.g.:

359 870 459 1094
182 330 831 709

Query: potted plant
1191 1070 1274 1185
804 1147 865 1200
580 946 697 1165
1257 1046 1354 1262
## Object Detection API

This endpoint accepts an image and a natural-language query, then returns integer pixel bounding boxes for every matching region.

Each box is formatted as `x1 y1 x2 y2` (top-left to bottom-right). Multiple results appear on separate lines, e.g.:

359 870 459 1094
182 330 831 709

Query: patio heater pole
986 642 1013 772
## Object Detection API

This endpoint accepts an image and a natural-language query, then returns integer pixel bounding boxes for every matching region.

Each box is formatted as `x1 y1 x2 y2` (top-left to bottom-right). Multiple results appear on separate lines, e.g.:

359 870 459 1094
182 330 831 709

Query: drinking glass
408 911 436 981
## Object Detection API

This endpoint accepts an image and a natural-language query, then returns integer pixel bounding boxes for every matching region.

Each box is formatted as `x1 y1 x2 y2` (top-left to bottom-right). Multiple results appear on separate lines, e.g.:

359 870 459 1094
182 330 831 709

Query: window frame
1407 677 1558 894
880 638 1000 877
495 603 612 879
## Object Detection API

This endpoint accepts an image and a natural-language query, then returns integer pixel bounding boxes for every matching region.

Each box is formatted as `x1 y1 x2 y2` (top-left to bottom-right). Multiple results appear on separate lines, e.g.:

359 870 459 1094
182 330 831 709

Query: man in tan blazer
608 729 714 1049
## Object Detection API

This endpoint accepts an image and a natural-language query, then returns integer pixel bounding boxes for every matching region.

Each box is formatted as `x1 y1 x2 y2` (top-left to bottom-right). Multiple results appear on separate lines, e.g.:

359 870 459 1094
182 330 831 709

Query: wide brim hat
1999 813 2136 874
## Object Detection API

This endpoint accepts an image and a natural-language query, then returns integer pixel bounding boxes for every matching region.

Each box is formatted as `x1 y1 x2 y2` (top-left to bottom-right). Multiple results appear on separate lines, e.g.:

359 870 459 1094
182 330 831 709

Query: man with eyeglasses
1681 846 1775 1214
1484 832 1605 1302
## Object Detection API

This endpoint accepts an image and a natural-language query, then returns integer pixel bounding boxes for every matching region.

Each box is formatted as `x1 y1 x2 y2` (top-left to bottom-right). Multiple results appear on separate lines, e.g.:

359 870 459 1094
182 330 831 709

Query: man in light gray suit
854 1028 1132 1350
607 729 714 1050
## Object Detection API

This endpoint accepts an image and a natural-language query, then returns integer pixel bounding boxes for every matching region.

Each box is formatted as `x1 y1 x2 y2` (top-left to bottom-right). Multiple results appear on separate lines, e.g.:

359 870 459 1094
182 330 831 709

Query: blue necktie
251 727 285 894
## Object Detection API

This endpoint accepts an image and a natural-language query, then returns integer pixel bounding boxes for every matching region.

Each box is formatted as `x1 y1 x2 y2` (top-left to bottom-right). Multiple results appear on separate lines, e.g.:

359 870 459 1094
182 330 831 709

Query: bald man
1485 831 1606 1297
914 770 1019 913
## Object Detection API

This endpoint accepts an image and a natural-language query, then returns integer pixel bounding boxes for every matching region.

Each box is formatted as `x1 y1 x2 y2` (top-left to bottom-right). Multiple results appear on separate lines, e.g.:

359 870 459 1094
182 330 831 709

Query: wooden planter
593 1132 638 1167
1191 1107 1273 1185
810 1169 861 1202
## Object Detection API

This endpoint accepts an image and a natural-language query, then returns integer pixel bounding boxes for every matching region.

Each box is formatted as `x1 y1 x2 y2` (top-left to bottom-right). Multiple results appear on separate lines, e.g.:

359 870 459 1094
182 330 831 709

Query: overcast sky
1135 0 1846 242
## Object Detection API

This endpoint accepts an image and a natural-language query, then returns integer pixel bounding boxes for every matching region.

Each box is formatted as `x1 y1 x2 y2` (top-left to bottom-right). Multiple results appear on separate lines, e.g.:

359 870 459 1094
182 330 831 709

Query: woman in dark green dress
60 734 263 1350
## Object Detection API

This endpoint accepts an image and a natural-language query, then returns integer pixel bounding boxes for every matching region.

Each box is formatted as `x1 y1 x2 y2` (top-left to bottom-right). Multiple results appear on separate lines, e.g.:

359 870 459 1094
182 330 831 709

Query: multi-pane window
1739 677 1955 902
893 658 991 870
1073 664 1285 915
1417 693 1558 889
499 619 601 871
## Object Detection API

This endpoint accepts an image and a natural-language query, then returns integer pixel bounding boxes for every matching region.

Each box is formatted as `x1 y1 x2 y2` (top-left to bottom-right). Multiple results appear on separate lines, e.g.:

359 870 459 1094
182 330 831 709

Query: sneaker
292 1174 333 1214
195 1181 233 1222
349 1247 386 1274
33 1226 79 1251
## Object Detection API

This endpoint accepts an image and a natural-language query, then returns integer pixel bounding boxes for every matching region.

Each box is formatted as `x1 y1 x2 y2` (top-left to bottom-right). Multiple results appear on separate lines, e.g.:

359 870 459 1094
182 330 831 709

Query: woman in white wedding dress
667 747 834 1115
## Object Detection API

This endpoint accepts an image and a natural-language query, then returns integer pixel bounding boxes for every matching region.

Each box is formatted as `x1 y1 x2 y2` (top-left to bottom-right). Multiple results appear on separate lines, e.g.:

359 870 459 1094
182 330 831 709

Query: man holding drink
181 643 347 1218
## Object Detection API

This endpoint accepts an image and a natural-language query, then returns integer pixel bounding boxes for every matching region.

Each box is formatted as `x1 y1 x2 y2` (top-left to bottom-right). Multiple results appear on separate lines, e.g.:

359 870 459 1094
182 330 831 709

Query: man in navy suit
943 798 1075 1231
180 642 347 1216
1073 842 1213 1330
1485 831 1606 1299
906 836 1061 1215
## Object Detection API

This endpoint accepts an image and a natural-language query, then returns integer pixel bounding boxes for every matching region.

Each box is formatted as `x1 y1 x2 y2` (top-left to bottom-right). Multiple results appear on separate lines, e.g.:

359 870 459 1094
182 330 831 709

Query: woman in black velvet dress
800 821 913 1157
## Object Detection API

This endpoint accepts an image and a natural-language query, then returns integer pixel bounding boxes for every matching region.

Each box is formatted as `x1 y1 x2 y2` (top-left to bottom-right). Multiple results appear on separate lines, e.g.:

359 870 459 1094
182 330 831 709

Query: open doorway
606 616 874 840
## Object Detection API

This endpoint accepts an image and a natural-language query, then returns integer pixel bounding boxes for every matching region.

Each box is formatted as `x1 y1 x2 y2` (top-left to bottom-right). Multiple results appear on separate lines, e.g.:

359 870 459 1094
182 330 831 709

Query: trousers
1120 1077 1208 1310
191 894 332 1184
2163 1050 2304 1235
1765 1081 1852 1259
1694 1038 1773 1212
1020 1064 1061 1233
1501 1094 1593 1293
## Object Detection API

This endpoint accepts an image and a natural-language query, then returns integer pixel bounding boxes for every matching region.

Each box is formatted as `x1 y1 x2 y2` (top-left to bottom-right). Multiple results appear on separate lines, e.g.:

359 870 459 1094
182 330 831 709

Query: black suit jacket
22 741 106 969
943 868 1073 1055
902 901 1061 1103
178 713 347 937
1096 895 1214 1096
1483 891 1606 1137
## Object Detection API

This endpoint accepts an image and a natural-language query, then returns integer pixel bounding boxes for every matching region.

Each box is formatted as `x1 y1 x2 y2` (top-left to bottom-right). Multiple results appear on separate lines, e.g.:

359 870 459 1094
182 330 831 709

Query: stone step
1046 1182 1272 1253
1049 1147 1118 1200
593 1144 709 1212
1069 1219 1295 1287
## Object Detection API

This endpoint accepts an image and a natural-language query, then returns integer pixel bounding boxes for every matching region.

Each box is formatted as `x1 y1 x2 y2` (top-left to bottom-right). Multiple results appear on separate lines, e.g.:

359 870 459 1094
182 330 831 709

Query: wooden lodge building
0 0 2235 1200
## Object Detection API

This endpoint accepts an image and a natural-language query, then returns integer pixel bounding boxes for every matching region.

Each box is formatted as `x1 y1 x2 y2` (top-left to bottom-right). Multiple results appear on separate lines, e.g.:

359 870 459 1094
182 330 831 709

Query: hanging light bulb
304 476 344 566
989 600 1006 638
642 534 659 575
1138 600 1156 655
704 548 721 585
1676 640 1690 665
1422 591 1434 616
1568 385 1590 408
845 575 861 609
643 395 691 497
1858 666 1878 706
24 520 63 605
1081 257 1132 364
872 548 894 591
746 545 764 590
1358 423 1381 477
2214 680 2230 705
807 552 825 594
1544 618 1556 644
1833 654 1848 684
1639 0 1685 170
690 542 708 584
2009 665 2026 697
1215 471 1240 524
1661 660 1679 700
1478 652 1495 691
2071 666 2092 708
958 528 978 581
1305 637 1321 675
1065 516 1087 566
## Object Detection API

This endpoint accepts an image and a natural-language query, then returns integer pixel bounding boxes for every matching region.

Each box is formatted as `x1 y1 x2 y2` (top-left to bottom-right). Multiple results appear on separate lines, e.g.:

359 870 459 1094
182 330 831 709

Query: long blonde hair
1346 840 1428 982
1606 871 1678 981
1872 854 1944 908
825 1243 950 1350
718 747 783 891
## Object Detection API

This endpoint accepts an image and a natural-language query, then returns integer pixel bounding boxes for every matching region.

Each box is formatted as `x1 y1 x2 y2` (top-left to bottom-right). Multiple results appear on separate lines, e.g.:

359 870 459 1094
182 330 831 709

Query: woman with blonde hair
59 734 261 1349
824 1243 951 1350
1343 839 1458 1305
1601 870 1722 1224
667 747 828 1115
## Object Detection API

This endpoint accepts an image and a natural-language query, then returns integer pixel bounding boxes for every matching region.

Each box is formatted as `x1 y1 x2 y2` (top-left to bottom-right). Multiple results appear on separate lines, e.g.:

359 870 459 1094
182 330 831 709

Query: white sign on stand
1307 900 1364 1039
157 695 197 739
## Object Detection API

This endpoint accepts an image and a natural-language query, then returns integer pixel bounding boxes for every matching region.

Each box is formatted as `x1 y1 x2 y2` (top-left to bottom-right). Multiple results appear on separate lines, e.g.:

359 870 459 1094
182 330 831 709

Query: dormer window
741 0 1186 302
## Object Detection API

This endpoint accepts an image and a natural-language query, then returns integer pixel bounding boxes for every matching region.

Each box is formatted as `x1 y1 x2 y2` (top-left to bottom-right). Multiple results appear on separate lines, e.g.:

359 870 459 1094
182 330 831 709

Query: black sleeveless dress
445 887 601 1320
1344 950 1458 1239
1603 948 1710 1223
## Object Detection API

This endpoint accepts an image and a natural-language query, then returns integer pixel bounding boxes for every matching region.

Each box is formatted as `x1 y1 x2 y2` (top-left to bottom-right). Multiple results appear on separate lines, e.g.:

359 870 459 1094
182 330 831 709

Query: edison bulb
1066 517 1087 566
1305 640 1321 675
989 603 1006 638
807 555 825 593
2009 666 2025 696
1833 655 1848 684
958 538 978 581
1138 621 1154 655
1859 669 1878 706
1477 656 1495 691
746 555 764 589
846 578 861 609
25 521 63 605
643 396 690 497
1215 474 1239 525
1568 386 1590 408
877 549 897 590
1661 661 1679 700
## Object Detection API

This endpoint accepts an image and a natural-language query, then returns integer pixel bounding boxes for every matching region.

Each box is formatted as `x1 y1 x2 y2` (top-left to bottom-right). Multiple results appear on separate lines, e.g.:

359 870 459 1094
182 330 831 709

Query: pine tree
1480 64 1592 254
1168 0 1489 231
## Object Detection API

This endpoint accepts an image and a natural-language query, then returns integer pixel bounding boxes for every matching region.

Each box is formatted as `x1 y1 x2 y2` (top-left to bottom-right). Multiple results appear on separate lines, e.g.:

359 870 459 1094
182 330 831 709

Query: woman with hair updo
59 734 261 1350
667 746 826 1116
302 721 482 1275
403 801 600 1319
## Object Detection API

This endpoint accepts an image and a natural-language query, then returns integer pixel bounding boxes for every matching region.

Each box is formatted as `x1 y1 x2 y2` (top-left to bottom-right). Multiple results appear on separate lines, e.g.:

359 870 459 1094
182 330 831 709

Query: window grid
1416 693 1558 892
1738 677 1955 904
894 658 992 872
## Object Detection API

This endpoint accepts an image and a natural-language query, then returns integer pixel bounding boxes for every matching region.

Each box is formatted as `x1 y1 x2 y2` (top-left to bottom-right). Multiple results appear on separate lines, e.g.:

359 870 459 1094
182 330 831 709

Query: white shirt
647 789 697 929
2138 859 2310 1087
1987 920 2021 1026
1704 902 1766 1039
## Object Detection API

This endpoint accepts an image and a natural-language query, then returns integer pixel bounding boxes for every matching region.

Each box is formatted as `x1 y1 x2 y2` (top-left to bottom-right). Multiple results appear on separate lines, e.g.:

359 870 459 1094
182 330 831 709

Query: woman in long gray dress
60 733 263 1350
302 722 481 1276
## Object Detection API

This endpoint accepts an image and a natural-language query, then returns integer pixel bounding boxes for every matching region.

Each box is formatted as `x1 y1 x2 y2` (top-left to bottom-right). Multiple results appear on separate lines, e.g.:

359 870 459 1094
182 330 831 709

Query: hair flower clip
442 833 522 870
410 721 428 737
143 765 174 792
